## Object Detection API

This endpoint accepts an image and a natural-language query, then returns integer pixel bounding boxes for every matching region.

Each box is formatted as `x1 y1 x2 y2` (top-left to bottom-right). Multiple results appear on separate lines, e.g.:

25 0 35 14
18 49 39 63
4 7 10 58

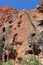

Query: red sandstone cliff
0 2 43 64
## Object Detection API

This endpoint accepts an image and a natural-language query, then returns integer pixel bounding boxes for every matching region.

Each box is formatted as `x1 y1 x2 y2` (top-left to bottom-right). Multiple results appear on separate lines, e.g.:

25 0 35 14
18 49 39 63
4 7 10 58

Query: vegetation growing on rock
21 54 42 65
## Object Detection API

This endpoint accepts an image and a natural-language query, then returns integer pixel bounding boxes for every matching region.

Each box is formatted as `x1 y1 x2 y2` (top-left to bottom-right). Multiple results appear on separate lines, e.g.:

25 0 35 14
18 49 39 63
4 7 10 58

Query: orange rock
0 2 43 63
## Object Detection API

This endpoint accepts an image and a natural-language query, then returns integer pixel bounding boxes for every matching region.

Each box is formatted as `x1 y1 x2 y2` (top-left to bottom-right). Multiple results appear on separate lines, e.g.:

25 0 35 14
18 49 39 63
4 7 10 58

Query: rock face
0 2 43 64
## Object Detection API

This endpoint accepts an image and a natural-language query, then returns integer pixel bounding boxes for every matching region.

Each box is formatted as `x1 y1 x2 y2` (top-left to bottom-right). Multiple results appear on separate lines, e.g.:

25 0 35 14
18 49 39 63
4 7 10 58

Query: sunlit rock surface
0 2 43 65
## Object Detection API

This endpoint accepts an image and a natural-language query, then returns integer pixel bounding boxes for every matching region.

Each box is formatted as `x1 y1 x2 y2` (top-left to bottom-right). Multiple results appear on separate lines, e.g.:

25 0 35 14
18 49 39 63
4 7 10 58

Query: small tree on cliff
0 36 3 61
27 31 43 55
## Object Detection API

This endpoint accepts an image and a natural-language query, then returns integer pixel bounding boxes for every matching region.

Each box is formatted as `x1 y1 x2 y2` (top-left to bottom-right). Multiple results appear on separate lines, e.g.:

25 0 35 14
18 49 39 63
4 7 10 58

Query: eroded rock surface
0 3 43 64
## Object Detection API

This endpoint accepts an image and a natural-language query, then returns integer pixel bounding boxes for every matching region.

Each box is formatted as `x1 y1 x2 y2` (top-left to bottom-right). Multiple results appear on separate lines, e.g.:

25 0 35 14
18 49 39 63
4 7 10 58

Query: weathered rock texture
0 2 43 64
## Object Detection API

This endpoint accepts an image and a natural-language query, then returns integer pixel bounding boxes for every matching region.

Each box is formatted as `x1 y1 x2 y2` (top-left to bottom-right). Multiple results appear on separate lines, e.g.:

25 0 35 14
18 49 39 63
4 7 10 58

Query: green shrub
28 32 43 45
0 36 4 60
4 42 14 53
21 54 42 65
2 60 15 65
